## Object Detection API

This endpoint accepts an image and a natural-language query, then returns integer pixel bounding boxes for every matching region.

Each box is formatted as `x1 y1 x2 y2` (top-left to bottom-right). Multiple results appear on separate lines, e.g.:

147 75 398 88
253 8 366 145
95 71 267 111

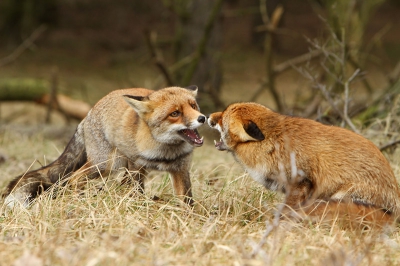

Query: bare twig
251 1 284 112
250 42 335 105
295 30 362 132
251 151 302 260
250 200 285 259
379 139 400 152
169 53 195 73
144 30 175 86
273 49 325 75
259 0 270 25
0 25 47 68
319 83 359 133
222 6 259 17
348 55 373 94
45 67 73 123
250 80 268 102
296 65 359 133
45 69 57 123
388 61 400 85
181 0 224 85
303 94 322 118
343 68 360 127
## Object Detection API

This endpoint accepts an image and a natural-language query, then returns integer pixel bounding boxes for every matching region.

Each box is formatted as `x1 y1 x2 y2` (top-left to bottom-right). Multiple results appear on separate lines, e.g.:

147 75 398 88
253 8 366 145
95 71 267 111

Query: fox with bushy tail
208 102 400 227
3 86 206 207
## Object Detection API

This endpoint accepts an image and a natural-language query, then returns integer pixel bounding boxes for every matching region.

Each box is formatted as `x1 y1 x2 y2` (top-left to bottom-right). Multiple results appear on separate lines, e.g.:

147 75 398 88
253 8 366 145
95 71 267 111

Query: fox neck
231 117 290 185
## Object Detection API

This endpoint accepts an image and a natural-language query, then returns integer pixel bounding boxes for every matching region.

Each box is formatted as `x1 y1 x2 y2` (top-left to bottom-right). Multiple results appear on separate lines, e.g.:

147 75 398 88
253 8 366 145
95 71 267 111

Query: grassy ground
1 108 400 265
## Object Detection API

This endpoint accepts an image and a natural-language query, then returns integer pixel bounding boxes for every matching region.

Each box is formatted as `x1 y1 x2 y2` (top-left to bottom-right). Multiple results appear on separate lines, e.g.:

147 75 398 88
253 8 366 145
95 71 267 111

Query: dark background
0 0 399 120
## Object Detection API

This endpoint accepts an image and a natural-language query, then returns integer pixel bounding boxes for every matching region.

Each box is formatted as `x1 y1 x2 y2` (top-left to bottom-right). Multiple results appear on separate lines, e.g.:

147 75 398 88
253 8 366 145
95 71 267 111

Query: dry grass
1 111 400 266
0 106 400 266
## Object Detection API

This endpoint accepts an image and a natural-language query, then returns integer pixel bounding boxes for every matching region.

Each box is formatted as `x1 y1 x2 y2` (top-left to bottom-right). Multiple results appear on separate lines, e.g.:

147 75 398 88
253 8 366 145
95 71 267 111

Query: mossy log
0 79 48 101
0 79 91 120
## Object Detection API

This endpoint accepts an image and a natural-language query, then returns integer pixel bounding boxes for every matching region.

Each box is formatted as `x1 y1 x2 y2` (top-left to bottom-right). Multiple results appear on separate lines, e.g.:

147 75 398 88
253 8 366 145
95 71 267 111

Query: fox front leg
284 178 314 209
169 170 193 205
121 161 146 194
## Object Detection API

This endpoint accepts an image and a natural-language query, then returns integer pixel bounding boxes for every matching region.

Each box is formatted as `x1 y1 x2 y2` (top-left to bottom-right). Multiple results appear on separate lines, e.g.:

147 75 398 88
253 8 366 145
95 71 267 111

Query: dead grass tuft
1 122 400 265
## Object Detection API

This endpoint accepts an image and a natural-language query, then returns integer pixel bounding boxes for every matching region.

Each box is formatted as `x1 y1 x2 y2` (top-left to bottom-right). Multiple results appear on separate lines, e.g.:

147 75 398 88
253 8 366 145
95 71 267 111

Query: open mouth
214 138 226 151
178 129 204 147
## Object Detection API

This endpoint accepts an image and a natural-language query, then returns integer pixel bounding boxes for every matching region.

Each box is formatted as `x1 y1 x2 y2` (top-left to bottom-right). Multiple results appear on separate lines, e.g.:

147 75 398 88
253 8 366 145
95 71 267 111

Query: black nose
197 115 206 123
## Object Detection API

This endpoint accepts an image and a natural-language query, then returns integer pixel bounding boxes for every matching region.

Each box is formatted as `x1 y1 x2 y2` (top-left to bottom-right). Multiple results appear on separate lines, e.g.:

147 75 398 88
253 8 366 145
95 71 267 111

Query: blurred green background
0 0 399 119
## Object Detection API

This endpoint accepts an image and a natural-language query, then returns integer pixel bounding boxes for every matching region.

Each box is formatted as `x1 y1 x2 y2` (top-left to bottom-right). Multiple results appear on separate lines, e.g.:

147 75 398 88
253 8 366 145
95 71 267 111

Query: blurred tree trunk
172 0 224 112
251 0 281 50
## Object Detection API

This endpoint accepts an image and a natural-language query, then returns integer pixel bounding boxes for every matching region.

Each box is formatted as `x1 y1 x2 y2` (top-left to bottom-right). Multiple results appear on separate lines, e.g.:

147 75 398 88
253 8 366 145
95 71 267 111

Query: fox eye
190 104 197 110
170 110 181 117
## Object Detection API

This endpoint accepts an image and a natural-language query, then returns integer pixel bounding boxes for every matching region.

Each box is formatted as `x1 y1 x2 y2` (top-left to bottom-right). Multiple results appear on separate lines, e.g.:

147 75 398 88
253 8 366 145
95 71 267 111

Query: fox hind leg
64 149 129 191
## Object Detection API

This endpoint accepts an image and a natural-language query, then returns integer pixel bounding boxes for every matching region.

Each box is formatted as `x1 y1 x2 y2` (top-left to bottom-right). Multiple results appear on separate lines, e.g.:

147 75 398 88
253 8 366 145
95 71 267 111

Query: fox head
123 85 206 146
208 103 266 151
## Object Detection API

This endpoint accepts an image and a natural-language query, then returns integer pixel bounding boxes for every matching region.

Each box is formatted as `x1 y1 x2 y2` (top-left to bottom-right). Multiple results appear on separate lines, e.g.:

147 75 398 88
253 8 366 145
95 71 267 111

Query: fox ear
123 95 151 114
244 121 265 141
231 120 264 142
185 85 198 97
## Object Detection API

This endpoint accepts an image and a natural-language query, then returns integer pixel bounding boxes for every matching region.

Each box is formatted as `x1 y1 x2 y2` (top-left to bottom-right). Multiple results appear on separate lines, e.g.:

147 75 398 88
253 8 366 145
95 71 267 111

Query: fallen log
0 79 91 120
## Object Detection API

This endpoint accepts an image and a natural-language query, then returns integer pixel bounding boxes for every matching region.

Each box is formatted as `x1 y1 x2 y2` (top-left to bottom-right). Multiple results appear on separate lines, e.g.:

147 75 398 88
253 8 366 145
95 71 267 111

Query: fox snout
197 115 206 124
208 118 216 128
190 114 206 128
207 112 222 129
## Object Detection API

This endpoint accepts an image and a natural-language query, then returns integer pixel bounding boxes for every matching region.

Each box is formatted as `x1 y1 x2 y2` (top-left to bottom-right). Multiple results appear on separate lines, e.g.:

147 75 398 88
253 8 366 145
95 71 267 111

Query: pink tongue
183 129 203 145
184 129 199 140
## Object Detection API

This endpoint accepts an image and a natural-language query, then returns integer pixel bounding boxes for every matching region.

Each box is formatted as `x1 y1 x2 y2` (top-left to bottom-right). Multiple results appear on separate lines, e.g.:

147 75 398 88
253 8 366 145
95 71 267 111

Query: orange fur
208 102 400 227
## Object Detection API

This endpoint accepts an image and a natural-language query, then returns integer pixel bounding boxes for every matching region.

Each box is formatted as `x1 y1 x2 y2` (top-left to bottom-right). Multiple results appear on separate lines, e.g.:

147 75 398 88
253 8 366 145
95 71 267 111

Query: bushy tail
286 199 397 229
2 123 87 207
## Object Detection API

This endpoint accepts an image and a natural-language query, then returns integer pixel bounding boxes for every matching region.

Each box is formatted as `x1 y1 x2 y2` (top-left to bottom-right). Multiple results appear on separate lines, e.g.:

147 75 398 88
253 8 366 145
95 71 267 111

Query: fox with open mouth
4 86 206 207
208 102 400 227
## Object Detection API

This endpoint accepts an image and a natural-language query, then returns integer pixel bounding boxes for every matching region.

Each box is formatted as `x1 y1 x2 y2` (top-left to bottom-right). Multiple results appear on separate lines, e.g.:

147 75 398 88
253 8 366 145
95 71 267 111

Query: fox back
208 102 400 226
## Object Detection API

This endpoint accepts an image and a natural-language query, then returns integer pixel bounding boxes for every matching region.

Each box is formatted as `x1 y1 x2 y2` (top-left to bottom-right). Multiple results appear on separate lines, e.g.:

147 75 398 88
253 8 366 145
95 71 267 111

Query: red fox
208 102 400 226
3 86 206 207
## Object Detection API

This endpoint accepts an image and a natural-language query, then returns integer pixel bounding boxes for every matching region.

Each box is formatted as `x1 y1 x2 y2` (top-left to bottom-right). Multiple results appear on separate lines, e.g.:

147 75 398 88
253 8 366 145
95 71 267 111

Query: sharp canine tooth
214 140 217 145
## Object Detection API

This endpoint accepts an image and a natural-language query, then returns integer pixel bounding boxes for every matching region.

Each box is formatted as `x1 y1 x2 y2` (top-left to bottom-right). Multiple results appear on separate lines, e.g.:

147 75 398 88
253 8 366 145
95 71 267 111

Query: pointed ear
123 95 151 114
230 120 264 142
244 121 265 141
185 85 198 97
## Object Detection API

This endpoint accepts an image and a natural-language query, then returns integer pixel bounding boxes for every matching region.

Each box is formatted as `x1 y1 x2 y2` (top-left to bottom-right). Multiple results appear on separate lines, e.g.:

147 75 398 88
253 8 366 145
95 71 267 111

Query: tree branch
273 49 325 74
0 25 47 68
379 139 400 152
144 30 175 86
180 0 224 85
250 3 284 112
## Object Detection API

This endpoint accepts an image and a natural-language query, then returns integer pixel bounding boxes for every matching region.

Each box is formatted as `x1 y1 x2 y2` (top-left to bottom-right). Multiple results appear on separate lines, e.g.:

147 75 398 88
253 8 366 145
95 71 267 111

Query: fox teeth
214 139 223 145
196 136 204 143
